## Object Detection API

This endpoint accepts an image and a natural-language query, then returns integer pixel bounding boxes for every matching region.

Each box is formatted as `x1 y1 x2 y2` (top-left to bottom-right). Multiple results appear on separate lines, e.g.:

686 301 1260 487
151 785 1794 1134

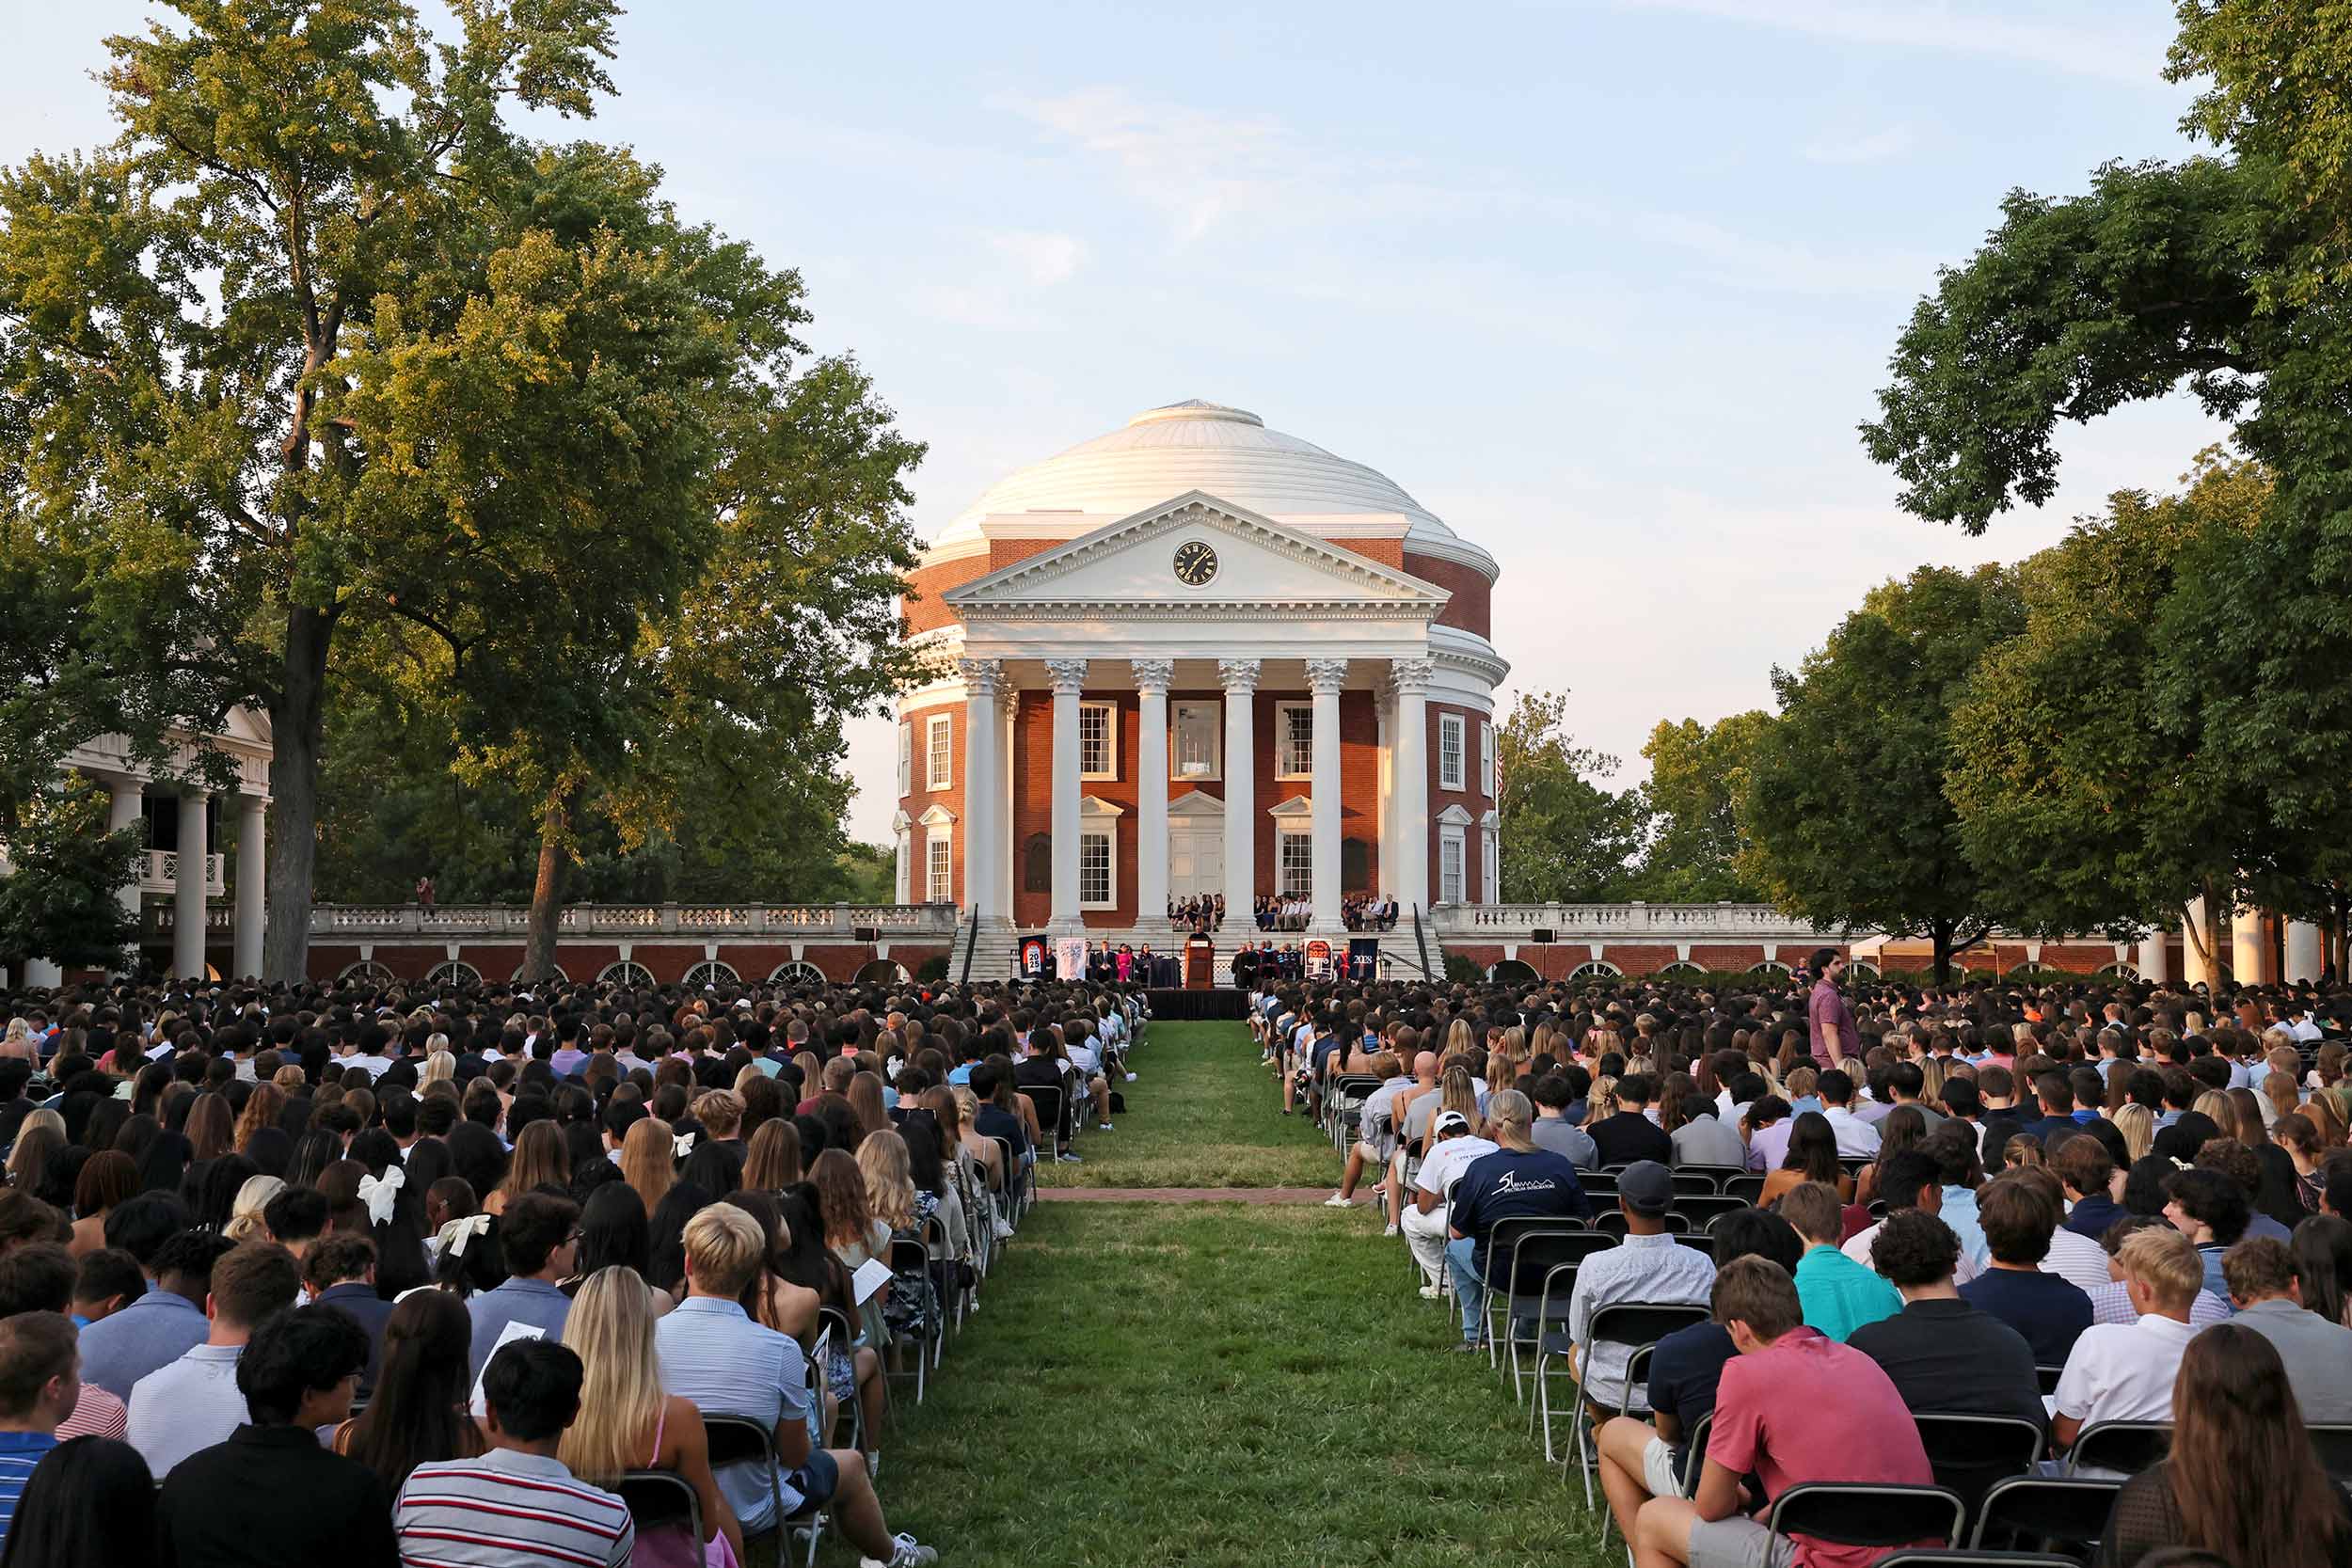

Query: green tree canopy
1636 711 1768 902
1740 564 2026 981
1495 689 1646 903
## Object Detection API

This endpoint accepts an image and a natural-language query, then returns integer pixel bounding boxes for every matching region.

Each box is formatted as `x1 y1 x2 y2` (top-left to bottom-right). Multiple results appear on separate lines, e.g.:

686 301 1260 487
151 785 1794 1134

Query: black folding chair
2066 1419 2169 1476
2311 1422 2352 1479
1484 1225 1613 1385
704 1414 828 1568
815 1306 864 1452
1677 1410 1713 1497
1969 1475 2123 1554
1767 1481 1967 1554
2032 1365 2063 1397
1876 1554 2085 1568
1673 1232 1717 1259
1724 1174 1768 1204
1579 1170 1619 1198
1911 1411 2047 1517
1019 1085 1065 1162
616 1470 703 1561
1567 1302 1715 1509
1671 1194 1749 1227
1669 1171 1724 1196
987 1134 1025 1227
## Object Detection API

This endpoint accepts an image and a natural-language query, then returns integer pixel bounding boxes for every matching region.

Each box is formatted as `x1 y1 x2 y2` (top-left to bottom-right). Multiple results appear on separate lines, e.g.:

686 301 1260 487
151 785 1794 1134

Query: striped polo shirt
0 1430 58 1552
393 1448 633 1568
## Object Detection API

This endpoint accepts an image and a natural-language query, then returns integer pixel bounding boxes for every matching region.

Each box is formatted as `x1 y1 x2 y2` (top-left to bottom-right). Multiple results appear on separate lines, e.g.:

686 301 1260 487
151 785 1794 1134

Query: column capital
1043 657 1089 695
1388 657 1435 694
1216 657 1262 694
956 657 1006 696
1305 658 1349 695
1129 657 1176 695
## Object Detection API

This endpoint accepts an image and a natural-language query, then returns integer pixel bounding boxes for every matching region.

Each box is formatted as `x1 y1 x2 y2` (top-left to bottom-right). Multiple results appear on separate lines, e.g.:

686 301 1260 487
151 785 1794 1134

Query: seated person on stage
1593 1210 1804 1543
1847 1209 2043 1428
1442 1090 1591 1349
1629 1256 1933 1568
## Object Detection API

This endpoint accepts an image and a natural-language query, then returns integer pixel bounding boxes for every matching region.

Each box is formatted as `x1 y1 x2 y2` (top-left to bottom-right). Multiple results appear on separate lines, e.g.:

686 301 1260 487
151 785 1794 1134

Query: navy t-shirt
1647 1321 1738 1471
1958 1267 2093 1367
1448 1148 1591 1276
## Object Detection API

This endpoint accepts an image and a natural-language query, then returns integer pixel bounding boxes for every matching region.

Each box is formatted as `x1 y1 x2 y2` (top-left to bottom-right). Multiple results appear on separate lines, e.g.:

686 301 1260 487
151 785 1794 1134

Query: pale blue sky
5 2 2226 845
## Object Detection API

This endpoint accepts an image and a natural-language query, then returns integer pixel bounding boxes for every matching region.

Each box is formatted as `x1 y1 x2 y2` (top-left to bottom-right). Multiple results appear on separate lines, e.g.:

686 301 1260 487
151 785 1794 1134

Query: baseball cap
1618 1160 1674 1216
1434 1110 1471 1135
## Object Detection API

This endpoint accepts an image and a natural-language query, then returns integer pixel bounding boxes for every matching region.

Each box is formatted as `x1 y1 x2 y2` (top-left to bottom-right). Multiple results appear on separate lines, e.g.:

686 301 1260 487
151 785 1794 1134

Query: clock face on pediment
1172 539 1219 586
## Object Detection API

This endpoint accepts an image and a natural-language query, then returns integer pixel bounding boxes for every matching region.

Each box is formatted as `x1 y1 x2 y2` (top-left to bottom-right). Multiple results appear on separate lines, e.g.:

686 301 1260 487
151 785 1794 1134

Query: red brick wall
1404 552 1494 639
900 702 965 906
1425 702 1492 904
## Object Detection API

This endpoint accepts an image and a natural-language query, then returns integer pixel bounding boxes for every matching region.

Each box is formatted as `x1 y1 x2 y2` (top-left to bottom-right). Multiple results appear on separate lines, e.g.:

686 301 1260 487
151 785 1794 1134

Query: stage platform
1144 988 1250 1021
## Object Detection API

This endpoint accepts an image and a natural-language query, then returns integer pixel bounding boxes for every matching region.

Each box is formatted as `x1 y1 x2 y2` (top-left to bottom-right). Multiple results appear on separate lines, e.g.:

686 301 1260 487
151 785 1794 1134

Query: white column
233 796 265 979
1306 658 1346 929
105 778 145 930
959 658 1004 919
1133 659 1174 925
2183 895 2217 990
2137 928 2171 985
892 816 912 904
1375 689 1396 901
2233 905 2269 986
2286 920 2323 985
1219 659 1260 923
1045 658 1088 929
1391 657 1433 915
172 791 210 981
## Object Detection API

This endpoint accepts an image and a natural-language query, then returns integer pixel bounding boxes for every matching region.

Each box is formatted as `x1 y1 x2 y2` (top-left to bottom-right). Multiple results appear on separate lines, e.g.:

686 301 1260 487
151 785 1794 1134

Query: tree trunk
262 605 334 983
1931 919 1954 987
2181 881 2220 986
522 786 569 981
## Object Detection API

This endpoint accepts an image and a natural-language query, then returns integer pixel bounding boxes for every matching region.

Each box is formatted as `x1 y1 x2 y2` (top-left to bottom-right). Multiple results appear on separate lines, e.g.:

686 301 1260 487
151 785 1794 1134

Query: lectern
1184 936 1215 990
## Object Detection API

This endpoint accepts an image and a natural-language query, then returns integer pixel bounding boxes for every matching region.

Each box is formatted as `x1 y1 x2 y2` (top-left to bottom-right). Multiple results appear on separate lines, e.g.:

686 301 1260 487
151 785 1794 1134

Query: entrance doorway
1166 792 1225 903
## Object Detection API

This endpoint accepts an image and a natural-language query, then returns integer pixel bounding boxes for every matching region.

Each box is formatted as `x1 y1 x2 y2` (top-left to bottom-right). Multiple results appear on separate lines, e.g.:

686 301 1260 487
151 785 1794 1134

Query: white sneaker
1124 1072 1137 1082
1383 1223 1400 1237
860 1533 936 1568
1418 1283 1443 1299
1323 1193 1353 1208
1098 1121 1114 1132
866 1449 881 1481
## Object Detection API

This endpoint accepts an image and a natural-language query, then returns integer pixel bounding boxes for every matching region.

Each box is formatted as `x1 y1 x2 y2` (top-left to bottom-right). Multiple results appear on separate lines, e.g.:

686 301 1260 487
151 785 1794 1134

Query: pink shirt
1708 1327 1933 1568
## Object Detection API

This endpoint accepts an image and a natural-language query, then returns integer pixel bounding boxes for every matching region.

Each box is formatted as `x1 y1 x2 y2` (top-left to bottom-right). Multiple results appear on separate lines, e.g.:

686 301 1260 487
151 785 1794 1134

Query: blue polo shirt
0 1430 57 1552
77 1287 208 1402
466 1278 572 1376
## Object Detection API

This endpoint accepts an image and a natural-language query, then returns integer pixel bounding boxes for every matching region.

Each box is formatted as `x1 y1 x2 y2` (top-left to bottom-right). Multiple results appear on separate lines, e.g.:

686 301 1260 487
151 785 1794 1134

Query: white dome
932 400 1491 573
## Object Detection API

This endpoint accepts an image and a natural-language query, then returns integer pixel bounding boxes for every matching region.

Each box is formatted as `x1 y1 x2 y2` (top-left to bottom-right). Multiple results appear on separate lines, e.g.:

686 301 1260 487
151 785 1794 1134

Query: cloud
1804 125 1916 166
986 229 1089 286
1612 1 2166 84
994 86 1296 240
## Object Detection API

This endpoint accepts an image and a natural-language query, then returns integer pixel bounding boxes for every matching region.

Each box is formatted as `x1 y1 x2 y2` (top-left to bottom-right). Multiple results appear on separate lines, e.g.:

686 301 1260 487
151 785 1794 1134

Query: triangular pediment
1437 804 1475 826
943 492 1450 614
1267 794 1314 818
1167 790 1226 817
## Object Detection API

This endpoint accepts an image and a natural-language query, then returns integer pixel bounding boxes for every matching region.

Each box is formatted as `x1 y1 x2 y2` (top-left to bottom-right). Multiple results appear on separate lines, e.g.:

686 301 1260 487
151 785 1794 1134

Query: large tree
1740 565 2026 982
1864 3 2352 888
1495 689 1647 903
1635 711 1768 902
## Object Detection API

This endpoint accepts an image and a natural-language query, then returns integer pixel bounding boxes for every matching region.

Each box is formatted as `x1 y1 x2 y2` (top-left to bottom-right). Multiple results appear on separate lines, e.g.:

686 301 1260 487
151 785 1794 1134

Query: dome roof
933 400 1490 573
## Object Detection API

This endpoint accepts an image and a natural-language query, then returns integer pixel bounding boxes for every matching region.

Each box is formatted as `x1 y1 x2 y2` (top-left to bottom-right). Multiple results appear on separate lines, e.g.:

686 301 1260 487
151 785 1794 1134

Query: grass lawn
750 1022 1616 1568
1031 1019 1339 1189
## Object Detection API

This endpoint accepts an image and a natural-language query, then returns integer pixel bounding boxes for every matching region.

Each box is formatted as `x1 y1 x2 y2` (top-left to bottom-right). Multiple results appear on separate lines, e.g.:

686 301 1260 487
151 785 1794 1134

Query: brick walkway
1038 1186 1337 1204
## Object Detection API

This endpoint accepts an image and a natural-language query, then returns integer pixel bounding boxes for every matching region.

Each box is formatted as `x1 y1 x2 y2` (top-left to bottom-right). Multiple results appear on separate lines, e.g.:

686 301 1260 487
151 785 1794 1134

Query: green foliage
1740 565 2027 981
1494 689 1645 902
1636 711 1768 902
1442 952 1487 987
914 953 949 983
0 779 141 974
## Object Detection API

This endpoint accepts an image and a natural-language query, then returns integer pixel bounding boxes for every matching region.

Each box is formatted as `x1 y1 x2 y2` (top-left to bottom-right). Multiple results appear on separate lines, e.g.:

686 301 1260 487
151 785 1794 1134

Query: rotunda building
890 400 1507 940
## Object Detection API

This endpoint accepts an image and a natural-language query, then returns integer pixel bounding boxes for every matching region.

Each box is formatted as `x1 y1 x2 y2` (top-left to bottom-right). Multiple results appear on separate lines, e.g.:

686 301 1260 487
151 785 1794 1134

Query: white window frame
1568 960 1622 981
1171 700 1222 782
1275 701 1313 780
1482 828 1499 906
1438 826 1466 904
1277 823 1313 898
1481 721 1495 798
897 721 911 798
1438 713 1467 792
1078 700 1119 781
1078 826 1117 910
925 714 952 791
927 829 954 904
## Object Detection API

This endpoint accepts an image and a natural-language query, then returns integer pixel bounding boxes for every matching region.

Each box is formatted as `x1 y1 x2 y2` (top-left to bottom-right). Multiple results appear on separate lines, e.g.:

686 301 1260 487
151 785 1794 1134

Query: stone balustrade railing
306 903 961 939
1429 902 1847 940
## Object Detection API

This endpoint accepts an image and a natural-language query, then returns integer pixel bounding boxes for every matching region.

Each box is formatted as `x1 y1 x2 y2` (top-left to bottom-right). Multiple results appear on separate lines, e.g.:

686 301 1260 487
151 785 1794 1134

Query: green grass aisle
853 1022 1617 1568
1033 1019 1334 1189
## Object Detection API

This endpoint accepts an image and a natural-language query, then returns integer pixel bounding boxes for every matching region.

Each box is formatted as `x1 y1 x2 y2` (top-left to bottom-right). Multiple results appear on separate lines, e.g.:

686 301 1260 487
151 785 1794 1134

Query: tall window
1482 829 1499 904
1079 701 1118 780
1277 702 1313 779
897 722 911 798
1439 830 1466 903
926 833 952 903
1279 829 1313 897
926 714 952 790
1438 714 1466 791
1079 829 1115 908
1172 701 1220 780
1481 721 1495 798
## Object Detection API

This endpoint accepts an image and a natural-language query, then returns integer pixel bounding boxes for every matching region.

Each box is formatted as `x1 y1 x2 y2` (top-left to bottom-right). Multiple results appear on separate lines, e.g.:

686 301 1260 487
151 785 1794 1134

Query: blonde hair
2113 1102 2155 1164
555 1267 665 1485
681 1204 764 1296
2191 1089 2234 1127
857 1130 916 1231
620 1117 675 1216
421 1051 455 1087
2118 1226 2202 1311
691 1090 743 1138
226 1175 285 1243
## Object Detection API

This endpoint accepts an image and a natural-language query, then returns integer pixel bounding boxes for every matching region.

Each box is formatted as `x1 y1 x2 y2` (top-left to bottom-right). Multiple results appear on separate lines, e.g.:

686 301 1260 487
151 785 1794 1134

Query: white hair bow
358 1165 405 1227
444 1212 493 1258
673 1132 697 1161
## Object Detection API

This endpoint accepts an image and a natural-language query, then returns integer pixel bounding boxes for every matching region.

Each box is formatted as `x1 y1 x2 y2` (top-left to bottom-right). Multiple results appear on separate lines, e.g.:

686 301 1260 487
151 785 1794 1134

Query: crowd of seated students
0 970 1151 1566
1256 954 2352 1568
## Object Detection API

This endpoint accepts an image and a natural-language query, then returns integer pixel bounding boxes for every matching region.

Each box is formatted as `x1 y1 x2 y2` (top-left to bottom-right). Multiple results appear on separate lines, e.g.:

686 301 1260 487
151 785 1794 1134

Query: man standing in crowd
1445 1090 1592 1351
1806 948 1852 1072
1630 1256 1932 1568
